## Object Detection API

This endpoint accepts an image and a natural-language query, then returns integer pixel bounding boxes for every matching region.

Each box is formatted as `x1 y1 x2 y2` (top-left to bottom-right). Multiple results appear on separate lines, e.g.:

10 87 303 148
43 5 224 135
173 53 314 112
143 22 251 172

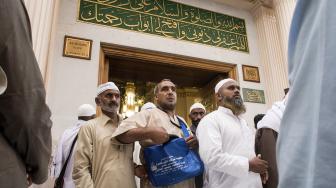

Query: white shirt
52 120 86 188
257 97 287 133
197 106 262 188
133 141 141 188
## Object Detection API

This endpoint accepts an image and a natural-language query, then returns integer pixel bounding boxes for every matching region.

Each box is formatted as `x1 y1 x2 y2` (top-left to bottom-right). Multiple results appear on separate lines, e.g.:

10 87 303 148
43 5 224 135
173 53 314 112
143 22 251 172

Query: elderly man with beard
72 82 165 188
112 79 197 188
196 78 268 188
188 103 206 188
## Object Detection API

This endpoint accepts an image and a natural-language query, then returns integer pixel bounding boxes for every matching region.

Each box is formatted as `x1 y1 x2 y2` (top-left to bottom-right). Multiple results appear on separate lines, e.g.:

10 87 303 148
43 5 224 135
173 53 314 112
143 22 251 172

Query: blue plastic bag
143 118 204 187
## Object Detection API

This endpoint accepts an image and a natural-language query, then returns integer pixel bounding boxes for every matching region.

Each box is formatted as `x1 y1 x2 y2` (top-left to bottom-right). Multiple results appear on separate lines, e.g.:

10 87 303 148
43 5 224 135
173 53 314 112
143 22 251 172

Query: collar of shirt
156 107 180 127
218 106 243 119
98 113 122 127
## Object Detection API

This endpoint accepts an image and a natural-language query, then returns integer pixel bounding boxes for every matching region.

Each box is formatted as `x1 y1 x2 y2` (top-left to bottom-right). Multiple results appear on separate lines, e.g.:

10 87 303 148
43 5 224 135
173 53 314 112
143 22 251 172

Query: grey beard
233 97 244 106
101 105 119 113
222 96 246 116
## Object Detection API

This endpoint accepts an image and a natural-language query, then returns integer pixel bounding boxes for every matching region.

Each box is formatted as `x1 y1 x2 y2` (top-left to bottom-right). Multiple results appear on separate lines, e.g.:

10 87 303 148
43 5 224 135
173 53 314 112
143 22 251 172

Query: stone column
23 0 58 80
251 2 289 105
273 0 296 64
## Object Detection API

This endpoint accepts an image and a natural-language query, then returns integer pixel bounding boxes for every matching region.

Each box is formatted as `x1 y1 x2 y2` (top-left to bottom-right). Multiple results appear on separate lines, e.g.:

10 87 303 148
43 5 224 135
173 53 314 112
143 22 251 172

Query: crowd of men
52 78 272 188
1 0 336 188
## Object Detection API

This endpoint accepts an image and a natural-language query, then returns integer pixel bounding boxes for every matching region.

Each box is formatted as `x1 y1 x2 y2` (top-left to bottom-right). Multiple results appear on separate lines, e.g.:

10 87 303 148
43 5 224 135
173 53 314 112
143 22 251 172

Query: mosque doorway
99 43 237 123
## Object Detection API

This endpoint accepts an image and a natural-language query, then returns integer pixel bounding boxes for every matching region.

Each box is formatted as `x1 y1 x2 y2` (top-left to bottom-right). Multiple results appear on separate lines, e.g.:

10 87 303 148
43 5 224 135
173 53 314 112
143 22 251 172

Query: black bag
54 177 64 188
54 135 78 188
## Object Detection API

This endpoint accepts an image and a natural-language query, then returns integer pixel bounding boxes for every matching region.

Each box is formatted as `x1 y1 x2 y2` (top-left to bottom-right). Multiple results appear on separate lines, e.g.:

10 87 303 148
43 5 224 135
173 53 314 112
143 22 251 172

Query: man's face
218 82 242 102
189 108 205 126
155 81 177 111
217 82 245 115
96 89 120 113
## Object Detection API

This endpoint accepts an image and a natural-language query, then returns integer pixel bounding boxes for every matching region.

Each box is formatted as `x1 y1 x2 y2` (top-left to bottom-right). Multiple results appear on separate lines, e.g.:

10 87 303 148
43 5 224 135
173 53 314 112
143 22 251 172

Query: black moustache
109 102 119 106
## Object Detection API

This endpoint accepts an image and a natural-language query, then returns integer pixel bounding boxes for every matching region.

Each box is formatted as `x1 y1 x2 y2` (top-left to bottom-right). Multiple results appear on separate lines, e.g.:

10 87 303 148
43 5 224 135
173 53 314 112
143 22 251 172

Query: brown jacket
0 0 52 186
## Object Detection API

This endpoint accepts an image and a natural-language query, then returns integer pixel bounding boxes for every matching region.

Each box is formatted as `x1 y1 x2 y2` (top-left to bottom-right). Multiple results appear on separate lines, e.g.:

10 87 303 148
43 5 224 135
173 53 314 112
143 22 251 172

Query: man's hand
185 135 198 149
147 127 169 144
249 154 268 174
116 127 169 144
261 171 269 184
134 165 148 179
27 173 32 187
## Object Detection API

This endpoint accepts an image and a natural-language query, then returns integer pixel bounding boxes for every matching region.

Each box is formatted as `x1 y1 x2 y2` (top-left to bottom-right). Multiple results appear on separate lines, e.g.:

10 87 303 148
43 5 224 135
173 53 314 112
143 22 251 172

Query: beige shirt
112 108 195 188
73 114 136 188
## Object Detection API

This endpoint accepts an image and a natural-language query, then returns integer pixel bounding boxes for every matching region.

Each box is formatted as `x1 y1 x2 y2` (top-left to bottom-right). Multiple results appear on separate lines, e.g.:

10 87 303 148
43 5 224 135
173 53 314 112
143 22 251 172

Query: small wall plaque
242 65 260 83
63 35 92 60
242 88 265 104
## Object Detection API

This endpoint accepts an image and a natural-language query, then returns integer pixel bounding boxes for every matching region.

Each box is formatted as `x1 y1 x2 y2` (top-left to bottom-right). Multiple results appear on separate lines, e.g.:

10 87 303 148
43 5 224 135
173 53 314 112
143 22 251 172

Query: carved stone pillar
251 2 289 105
23 0 58 80
273 0 296 64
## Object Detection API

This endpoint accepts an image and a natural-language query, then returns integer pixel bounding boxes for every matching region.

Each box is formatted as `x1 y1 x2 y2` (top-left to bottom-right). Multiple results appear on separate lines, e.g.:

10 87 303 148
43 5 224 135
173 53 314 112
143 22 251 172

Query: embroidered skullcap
189 103 206 113
141 102 156 111
77 104 96 117
97 82 119 96
214 78 237 93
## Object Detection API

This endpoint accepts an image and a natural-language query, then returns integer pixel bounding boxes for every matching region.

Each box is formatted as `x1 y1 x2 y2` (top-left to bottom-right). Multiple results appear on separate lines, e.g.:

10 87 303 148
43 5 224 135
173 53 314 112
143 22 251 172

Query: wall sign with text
78 0 249 52
242 65 260 83
242 88 265 104
63 35 92 60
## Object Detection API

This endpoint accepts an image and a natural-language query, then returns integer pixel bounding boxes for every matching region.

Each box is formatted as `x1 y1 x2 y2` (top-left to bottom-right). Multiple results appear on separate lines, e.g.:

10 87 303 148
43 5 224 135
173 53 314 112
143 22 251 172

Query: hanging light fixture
123 82 138 118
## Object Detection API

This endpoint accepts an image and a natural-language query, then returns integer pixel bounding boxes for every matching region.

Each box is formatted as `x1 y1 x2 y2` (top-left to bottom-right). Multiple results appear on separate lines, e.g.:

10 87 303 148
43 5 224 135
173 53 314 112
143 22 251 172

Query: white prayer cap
214 78 237 93
189 102 206 113
141 102 156 111
0 66 7 95
97 82 119 96
77 104 96 117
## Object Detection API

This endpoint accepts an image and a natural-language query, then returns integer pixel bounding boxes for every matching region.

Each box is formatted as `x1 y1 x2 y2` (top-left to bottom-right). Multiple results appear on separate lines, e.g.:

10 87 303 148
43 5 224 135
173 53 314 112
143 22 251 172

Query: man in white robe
277 1 336 188
52 104 96 188
189 102 206 188
197 78 268 188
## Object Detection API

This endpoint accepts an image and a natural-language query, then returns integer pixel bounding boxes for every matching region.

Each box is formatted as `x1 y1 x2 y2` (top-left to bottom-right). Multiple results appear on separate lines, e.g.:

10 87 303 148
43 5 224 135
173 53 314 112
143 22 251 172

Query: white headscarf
214 78 237 93
189 102 206 113
141 102 156 111
77 104 96 117
0 66 7 95
97 82 119 96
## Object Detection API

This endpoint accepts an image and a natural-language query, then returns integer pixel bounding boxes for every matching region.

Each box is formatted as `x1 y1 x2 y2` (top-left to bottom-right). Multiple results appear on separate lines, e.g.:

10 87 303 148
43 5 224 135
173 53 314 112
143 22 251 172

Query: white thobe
52 120 86 188
257 97 287 132
134 141 141 188
197 106 262 188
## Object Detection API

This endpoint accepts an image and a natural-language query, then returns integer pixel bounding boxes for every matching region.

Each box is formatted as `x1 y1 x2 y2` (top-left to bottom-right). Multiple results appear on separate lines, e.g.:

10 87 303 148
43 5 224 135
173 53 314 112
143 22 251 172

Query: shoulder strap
58 135 78 179
177 117 190 138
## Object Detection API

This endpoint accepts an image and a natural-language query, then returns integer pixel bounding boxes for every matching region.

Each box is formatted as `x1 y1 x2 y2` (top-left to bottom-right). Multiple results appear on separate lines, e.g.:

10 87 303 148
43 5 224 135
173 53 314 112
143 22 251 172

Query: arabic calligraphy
78 0 249 52
242 88 265 104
